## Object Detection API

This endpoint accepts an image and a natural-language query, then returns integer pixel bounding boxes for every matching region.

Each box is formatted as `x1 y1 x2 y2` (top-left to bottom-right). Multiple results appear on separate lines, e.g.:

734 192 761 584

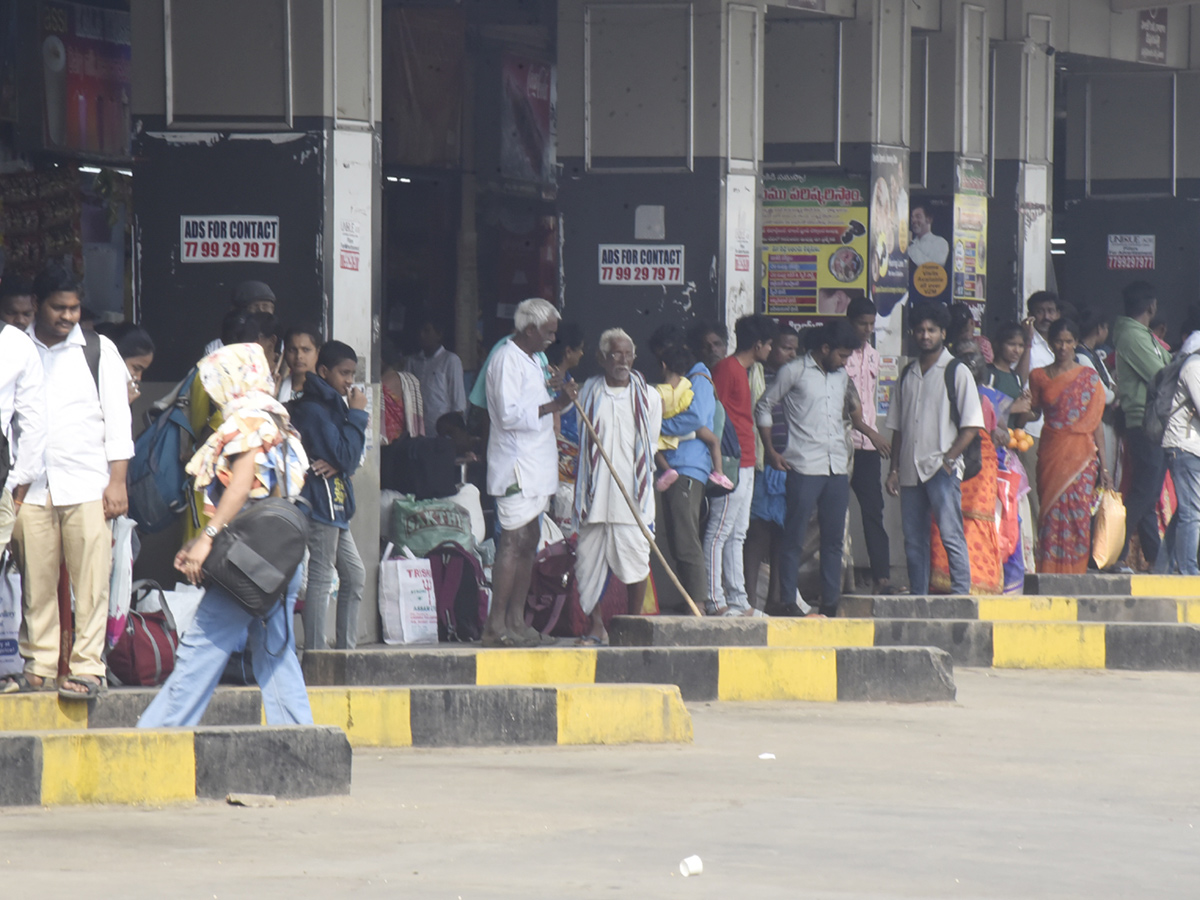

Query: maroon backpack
525 540 584 637
106 582 179 687
426 543 487 642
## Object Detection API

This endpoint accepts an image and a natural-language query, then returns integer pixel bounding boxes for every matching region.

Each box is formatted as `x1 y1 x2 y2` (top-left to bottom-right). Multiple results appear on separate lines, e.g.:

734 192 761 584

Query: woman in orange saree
931 344 1002 594
1026 319 1113 573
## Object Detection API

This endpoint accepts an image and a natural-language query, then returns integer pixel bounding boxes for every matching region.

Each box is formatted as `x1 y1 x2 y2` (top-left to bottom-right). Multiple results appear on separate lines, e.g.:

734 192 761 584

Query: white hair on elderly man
598 327 635 355
514 297 561 332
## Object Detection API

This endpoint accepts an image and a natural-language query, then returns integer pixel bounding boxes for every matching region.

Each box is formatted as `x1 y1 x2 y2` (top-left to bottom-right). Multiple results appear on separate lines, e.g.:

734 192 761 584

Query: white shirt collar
27 322 84 350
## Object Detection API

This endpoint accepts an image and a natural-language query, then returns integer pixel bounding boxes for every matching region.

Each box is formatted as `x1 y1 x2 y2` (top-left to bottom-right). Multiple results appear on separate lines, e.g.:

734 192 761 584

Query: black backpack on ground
898 356 982 480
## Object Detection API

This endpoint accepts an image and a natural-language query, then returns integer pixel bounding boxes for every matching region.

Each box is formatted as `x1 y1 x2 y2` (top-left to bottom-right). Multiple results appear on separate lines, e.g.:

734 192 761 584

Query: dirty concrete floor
3 668 1198 899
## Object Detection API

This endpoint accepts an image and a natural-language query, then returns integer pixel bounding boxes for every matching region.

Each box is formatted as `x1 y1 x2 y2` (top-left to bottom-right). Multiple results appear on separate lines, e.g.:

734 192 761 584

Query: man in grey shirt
756 320 884 616
885 301 984 594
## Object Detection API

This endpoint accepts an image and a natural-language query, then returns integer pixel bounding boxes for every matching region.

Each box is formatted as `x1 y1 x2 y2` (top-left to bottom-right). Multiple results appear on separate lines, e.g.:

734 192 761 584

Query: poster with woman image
868 147 909 354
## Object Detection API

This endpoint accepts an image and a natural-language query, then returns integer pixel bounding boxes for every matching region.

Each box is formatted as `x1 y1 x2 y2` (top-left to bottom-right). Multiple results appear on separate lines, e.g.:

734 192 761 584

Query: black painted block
408 686 558 747
872 619 995 667
0 735 42 806
595 648 722 701
835 647 956 702
193 726 351 799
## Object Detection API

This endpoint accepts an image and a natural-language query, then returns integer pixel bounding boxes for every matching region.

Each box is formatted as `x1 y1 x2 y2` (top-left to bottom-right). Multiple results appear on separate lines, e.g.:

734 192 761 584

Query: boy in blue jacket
289 340 369 650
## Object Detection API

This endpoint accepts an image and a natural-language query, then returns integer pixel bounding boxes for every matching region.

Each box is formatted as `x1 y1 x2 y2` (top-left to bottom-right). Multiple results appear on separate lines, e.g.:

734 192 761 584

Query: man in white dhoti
484 298 578 648
573 329 662 644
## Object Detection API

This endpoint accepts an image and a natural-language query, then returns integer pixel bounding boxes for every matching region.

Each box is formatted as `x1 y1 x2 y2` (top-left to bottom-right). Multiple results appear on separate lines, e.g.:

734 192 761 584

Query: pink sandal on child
655 468 679 492
708 472 734 490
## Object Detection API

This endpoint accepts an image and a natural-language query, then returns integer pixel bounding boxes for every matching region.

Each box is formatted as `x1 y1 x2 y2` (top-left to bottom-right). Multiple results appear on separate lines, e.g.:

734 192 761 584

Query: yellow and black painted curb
608 616 1200 670
1024 572 1200 598
0 725 350 807
840 594 1200 623
0 684 693 749
302 645 957 703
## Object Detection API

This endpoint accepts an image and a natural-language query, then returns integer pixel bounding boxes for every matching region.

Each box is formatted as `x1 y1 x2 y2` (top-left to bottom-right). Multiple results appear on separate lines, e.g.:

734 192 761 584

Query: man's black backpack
898 356 982 480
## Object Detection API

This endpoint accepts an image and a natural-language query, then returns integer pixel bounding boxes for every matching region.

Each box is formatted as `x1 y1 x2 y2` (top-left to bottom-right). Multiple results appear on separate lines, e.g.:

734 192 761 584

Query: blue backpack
127 369 199 533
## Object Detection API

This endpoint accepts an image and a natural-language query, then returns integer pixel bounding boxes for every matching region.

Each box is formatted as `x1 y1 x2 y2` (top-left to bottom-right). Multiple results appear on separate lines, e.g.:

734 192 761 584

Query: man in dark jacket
289 340 369 650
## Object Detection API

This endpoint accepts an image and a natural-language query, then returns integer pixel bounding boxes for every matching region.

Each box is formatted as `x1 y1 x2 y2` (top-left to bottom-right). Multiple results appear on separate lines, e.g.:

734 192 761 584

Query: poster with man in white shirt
907 199 952 307
8 265 133 699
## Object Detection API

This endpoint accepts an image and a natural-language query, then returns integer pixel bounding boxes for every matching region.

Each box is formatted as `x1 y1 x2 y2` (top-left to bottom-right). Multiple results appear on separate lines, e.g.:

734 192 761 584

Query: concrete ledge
304 647 475 686
608 615 1200 671
839 595 1182 624
0 684 694 750
296 644 955 703
836 646 957 701
1024 573 1200 597
0 726 350 807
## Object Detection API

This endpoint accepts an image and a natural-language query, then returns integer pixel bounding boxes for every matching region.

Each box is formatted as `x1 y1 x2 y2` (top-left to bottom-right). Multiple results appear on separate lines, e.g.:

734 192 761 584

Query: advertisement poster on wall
952 194 987 308
869 147 909 355
907 195 953 306
725 173 756 325
759 172 869 318
39 0 131 158
500 54 555 184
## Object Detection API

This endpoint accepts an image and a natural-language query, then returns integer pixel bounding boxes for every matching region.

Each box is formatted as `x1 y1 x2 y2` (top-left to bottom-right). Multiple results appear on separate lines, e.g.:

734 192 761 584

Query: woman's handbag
201 442 309 617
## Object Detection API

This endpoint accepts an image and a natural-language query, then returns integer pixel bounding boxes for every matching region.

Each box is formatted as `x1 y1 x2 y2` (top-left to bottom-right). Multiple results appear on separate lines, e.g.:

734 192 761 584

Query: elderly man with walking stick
572 328 663 645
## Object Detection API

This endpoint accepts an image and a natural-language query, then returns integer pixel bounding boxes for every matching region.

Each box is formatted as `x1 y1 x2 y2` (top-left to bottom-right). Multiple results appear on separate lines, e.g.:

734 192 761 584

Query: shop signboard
1107 234 1155 270
39 0 131 158
760 173 869 317
1138 8 1168 66
179 215 280 263
598 244 684 285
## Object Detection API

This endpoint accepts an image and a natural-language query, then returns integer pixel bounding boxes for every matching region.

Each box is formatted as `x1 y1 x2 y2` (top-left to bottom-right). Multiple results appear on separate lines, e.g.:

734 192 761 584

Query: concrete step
302 645 957 703
1023 573 1200 597
0 683 693 749
839 594 1197 623
0 725 350 807
607 615 1200 671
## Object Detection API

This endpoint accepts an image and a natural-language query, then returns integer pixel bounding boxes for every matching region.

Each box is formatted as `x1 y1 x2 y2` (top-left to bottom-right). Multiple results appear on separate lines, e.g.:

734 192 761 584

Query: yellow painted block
977 596 1078 622
305 688 412 748
1177 600 1200 623
0 694 88 731
475 648 597 685
40 730 195 806
1131 575 1200 598
991 622 1105 669
766 618 874 648
717 647 838 701
556 685 692 745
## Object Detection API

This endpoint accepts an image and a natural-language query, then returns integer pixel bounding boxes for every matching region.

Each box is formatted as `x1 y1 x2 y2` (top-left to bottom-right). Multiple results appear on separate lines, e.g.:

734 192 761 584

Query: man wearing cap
204 281 277 355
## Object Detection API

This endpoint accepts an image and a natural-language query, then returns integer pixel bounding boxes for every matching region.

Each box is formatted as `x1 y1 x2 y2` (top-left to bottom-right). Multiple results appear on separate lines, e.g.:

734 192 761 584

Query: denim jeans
303 521 366 650
779 472 850 615
901 468 971 595
138 566 313 728
1122 427 1167 564
703 466 755 612
1167 448 1200 575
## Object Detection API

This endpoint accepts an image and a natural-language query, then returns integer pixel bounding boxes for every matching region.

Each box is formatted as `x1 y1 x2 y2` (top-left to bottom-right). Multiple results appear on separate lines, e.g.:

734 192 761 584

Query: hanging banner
500 54 555 184
870 147 910 355
760 173 868 317
179 215 280 263
1138 8 1168 66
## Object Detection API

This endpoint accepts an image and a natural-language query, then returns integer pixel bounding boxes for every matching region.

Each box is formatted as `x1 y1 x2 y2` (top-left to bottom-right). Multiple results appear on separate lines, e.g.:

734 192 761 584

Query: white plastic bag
106 516 135 648
379 543 438 645
0 552 20 677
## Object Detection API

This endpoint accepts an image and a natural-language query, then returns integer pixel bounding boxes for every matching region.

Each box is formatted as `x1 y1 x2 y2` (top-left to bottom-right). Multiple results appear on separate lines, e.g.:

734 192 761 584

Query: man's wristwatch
203 524 221 539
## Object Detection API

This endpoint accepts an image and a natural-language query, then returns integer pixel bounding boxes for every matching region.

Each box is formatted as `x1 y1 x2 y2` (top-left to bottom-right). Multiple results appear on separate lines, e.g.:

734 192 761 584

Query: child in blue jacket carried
289 340 369 650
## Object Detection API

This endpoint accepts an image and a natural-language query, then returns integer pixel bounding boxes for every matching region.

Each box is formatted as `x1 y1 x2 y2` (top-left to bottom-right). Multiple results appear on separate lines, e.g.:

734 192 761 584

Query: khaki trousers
13 498 110 680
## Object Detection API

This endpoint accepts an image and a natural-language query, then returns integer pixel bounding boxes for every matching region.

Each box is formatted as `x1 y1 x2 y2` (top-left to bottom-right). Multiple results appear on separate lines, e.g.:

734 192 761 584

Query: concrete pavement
3 669 1200 897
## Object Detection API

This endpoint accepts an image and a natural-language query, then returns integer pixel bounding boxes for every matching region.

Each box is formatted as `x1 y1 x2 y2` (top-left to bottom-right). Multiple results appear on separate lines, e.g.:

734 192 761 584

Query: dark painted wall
134 130 326 381
557 157 722 381
1058 193 1200 339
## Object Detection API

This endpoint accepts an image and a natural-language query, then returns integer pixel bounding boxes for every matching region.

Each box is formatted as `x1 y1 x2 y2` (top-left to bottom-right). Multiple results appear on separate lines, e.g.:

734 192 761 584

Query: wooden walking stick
572 397 704 618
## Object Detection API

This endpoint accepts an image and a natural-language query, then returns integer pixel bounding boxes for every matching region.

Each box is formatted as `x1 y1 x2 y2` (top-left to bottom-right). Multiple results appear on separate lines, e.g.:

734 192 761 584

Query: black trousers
850 449 890 582
1121 426 1167 564
651 475 709 613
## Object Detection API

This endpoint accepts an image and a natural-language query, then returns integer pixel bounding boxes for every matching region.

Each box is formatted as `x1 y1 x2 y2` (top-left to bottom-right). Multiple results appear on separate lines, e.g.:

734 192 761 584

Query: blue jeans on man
901 467 971 595
1166 448 1200 575
779 471 850 615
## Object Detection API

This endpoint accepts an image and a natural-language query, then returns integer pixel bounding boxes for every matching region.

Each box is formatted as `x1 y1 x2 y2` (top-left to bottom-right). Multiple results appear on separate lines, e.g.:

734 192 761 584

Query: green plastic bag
388 494 475 558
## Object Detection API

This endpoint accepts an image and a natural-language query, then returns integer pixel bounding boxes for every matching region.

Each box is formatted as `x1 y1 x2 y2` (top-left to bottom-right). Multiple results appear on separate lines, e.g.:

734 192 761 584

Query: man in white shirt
0 321 47 562
573 329 662 643
1017 291 1059 525
484 298 577 648
885 301 984 595
407 319 466 434
10 265 133 699
1162 332 1200 575
907 202 950 267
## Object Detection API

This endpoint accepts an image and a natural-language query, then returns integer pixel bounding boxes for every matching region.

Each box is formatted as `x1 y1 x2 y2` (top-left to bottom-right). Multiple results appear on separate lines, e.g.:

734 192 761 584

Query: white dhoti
495 493 551 531
575 522 650 614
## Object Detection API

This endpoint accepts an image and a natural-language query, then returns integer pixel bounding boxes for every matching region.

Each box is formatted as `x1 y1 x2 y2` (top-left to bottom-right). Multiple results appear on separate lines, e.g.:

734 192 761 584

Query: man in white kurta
573 330 662 643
